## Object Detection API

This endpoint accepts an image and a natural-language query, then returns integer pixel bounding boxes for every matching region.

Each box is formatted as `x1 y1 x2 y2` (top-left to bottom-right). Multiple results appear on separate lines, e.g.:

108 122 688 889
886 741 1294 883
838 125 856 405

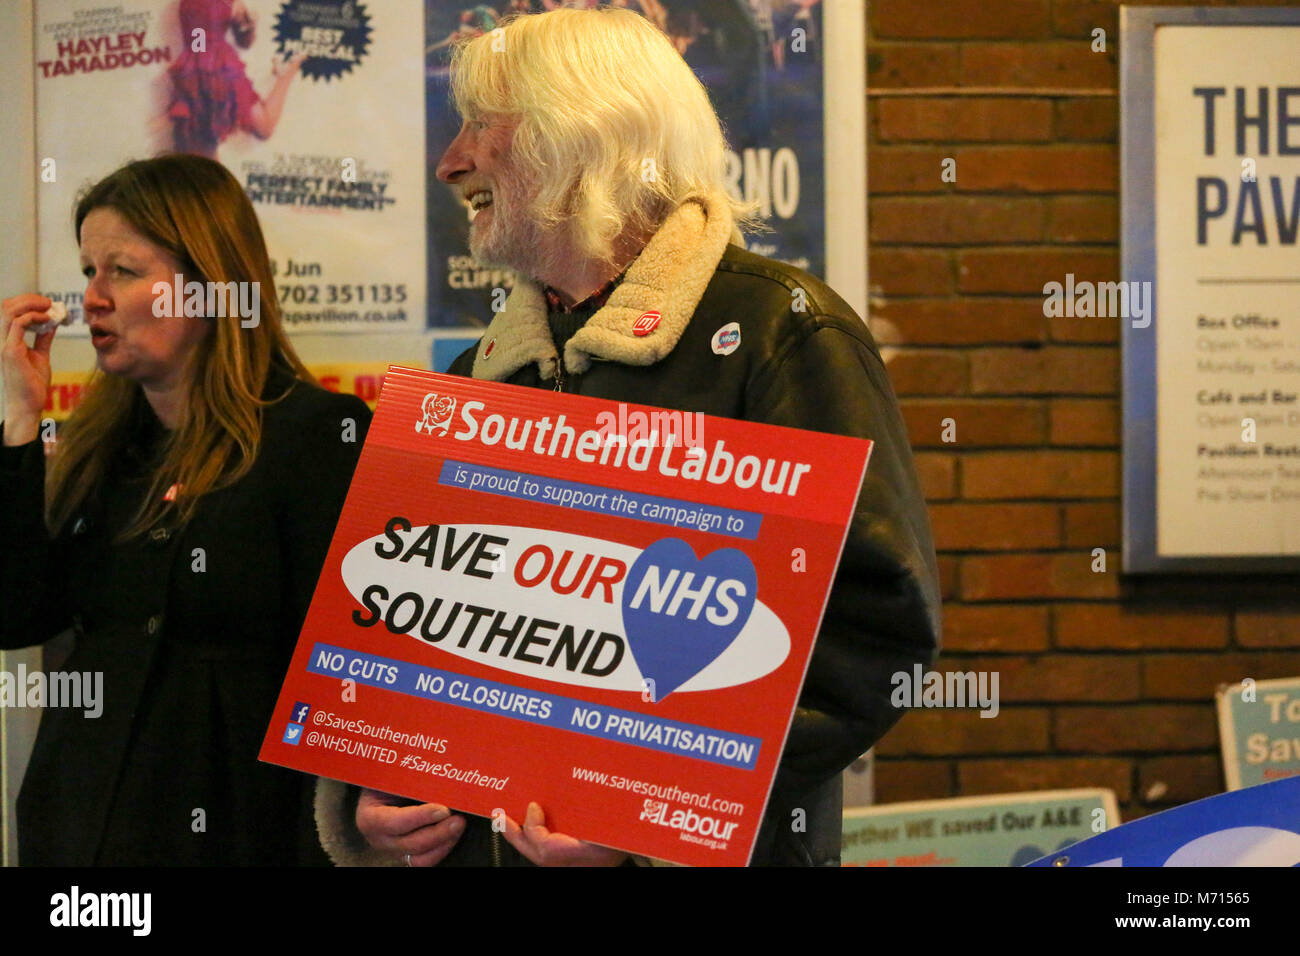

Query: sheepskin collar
471 190 735 381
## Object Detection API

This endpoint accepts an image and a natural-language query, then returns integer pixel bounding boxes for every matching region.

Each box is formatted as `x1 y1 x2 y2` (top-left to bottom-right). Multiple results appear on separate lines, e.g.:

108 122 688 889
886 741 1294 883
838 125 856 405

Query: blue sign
305 643 761 769
1027 775 1300 867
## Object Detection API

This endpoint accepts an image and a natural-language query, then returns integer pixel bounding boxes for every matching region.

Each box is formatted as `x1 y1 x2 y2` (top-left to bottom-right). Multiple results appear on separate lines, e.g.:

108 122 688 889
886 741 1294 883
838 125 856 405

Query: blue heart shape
620 538 758 702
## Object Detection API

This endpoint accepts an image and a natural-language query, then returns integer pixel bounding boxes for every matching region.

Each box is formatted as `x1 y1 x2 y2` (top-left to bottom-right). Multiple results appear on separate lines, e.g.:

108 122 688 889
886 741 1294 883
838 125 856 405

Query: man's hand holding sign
355 789 467 867
505 802 629 867
356 789 627 867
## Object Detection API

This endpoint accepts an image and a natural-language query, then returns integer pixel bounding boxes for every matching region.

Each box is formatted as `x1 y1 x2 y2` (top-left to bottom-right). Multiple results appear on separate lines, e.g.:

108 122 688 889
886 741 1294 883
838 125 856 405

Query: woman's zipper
554 355 566 392
490 827 502 867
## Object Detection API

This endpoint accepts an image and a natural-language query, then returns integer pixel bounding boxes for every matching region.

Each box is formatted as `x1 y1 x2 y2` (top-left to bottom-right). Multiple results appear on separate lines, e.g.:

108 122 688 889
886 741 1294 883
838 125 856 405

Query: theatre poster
1121 7 1300 571
33 0 426 336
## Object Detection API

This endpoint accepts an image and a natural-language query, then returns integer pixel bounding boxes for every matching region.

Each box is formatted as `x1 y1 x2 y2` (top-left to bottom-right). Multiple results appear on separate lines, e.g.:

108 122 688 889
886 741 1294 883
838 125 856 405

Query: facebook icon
291 701 311 723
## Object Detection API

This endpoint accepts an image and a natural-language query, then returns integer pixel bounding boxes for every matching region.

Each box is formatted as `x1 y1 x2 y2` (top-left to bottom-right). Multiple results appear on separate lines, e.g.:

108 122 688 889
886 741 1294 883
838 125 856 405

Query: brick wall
865 0 1300 820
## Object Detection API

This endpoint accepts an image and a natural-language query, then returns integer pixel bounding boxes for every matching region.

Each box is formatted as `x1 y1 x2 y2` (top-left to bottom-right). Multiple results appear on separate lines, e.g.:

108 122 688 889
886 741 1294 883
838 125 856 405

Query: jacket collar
471 189 736 381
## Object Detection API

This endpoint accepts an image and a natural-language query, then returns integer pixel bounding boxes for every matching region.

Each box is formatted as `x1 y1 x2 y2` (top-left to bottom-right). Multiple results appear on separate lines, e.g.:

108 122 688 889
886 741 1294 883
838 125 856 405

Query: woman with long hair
1 153 370 865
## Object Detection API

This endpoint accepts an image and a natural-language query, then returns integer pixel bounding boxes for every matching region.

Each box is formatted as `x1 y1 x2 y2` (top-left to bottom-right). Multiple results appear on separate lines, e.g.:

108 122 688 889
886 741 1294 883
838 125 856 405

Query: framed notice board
1121 6 1300 572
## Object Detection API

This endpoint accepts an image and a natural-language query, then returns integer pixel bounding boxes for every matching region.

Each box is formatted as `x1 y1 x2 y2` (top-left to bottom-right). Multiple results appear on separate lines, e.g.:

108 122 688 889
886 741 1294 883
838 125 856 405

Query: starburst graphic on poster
274 0 373 82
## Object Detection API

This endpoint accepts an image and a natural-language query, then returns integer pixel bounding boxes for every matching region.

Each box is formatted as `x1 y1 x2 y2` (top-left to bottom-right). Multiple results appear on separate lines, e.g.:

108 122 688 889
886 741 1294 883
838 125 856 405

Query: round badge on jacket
711 322 742 355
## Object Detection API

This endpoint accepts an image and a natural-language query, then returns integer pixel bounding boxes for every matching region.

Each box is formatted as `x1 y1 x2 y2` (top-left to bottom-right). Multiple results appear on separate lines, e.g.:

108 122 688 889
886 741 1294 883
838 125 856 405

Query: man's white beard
468 202 541 275
468 170 565 282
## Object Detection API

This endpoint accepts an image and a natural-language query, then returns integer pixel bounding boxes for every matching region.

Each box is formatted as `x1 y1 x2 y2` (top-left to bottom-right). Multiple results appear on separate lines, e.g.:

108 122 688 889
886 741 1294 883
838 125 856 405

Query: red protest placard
259 366 870 866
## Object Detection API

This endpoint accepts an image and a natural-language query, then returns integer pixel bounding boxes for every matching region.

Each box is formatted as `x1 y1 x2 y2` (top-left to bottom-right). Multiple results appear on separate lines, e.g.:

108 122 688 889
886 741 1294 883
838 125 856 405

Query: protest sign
842 790 1118 867
1217 676 1300 790
260 366 870 865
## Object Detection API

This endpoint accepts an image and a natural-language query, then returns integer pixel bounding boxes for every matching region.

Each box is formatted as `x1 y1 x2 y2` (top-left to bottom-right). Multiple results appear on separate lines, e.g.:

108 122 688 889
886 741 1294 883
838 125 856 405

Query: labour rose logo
416 392 457 436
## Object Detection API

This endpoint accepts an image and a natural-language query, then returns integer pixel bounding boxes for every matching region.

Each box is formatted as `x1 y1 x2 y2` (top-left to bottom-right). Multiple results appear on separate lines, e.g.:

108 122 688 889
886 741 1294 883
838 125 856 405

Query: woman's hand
1 294 59 446
355 787 466 867
502 801 629 866
272 51 307 79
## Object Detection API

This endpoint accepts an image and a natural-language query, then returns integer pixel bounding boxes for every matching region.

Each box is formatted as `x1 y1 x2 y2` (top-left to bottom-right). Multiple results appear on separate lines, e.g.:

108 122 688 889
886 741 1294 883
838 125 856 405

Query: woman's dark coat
0 364 370 865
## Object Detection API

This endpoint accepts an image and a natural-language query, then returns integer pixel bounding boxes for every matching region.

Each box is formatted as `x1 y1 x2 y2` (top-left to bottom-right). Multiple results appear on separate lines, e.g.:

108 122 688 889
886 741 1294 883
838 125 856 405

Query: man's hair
449 7 763 266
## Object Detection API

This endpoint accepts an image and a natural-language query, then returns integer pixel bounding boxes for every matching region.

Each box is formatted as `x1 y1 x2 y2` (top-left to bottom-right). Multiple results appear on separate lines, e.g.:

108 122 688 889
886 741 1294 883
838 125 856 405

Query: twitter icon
283 722 305 745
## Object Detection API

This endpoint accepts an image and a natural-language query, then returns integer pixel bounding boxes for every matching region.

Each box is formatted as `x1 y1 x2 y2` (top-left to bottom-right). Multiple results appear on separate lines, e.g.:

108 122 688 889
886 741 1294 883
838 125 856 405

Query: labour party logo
417 392 458 436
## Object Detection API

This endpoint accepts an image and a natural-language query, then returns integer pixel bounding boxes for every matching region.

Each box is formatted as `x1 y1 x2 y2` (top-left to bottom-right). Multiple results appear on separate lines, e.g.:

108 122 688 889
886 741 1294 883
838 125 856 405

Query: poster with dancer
34 0 426 334
424 0 826 328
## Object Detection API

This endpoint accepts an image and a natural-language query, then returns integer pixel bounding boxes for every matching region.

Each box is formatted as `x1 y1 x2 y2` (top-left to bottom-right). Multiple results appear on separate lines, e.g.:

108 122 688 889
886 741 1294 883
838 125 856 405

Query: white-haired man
317 6 940 867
